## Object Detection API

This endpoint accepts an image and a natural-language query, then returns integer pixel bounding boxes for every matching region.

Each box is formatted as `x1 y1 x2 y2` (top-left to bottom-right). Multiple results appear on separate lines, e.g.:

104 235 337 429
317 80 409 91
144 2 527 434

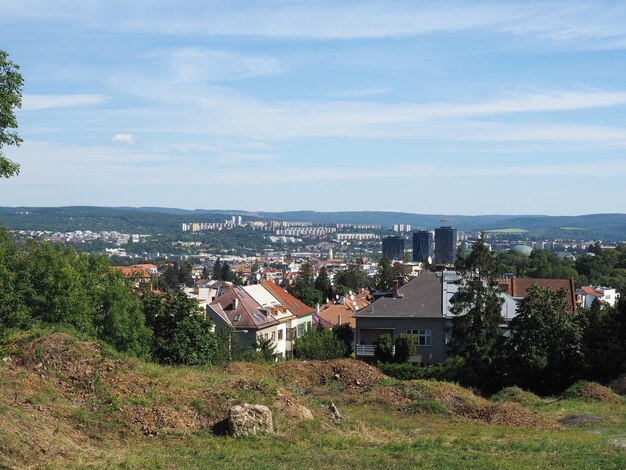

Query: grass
1 331 625 469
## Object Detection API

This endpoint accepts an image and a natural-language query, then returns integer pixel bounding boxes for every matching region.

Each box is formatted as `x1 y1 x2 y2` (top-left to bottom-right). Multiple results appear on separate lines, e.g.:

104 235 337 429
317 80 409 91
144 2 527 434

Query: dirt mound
562 381 622 403
490 387 542 406
404 380 554 428
609 374 626 396
273 359 384 391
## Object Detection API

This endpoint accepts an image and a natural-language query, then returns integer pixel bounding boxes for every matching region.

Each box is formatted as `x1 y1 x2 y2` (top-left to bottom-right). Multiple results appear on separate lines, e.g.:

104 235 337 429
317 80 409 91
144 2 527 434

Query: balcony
356 345 395 357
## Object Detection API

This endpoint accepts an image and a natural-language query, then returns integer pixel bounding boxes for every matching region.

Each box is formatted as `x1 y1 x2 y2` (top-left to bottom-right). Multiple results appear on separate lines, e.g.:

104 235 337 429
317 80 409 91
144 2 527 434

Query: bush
293 325 346 360
374 333 394 363
378 356 465 382
394 333 416 363
332 323 354 356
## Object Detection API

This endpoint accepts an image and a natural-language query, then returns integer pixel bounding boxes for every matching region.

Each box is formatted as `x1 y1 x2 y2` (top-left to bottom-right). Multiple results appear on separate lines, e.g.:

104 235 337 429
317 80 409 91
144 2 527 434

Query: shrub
378 356 465 382
293 326 346 360
394 333 416 363
374 333 393 363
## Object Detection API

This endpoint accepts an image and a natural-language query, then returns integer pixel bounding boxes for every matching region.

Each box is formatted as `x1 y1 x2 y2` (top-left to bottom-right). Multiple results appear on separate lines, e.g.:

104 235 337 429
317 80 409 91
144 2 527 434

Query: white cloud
21 94 109 111
165 48 282 83
6 1 626 48
112 133 136 144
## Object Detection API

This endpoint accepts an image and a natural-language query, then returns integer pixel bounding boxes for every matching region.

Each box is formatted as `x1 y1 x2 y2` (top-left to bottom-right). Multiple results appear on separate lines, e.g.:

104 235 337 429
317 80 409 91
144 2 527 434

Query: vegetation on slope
1 330 625 469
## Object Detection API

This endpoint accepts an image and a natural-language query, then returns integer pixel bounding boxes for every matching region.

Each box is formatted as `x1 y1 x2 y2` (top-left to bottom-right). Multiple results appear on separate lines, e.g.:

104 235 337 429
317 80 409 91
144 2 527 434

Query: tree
394 333 417 363
143 290 218 365
335 267 370 295
374 333 394 363
0 50 23 178
448 236 504 389
212 258 222 280
373 257 395 292
579 299 626 383
290 261 323 307
314 266 332 300
332 323 354 356
293 325 346 360
505 285 582 394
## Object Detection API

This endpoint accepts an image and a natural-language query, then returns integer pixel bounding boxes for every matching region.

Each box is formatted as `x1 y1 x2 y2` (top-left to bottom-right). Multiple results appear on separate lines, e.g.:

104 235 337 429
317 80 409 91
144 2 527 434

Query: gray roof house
354 270 520 364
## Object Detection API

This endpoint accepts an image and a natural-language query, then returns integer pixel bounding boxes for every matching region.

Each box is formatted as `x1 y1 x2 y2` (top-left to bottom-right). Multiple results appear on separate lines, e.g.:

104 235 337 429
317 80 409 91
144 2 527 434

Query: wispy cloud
21 94 109 111
5 1 626 48
112 133 136 144
164 48 283 83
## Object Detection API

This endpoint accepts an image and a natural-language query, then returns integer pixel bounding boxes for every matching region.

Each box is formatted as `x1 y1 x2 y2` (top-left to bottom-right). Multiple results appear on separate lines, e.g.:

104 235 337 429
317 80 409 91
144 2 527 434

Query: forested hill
1 206 626 240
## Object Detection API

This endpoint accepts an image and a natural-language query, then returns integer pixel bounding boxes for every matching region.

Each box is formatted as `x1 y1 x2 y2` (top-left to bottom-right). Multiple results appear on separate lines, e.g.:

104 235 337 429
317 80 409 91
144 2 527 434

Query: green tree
449 236 504 389
505 285 582 394
394 333 417 363
579 299 626 383
290 261 324 307
335 267 370 295
0 50 23 178
374 333 394 363
293 324 346 360
212 258 222 280
314 266 332 300
143 290 217 365
374 256 395 292
332 323 354 356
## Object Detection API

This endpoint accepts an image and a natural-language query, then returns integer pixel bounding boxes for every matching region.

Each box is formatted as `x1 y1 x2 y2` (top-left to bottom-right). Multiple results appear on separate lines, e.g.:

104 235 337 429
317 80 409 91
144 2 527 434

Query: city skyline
2 1 626 214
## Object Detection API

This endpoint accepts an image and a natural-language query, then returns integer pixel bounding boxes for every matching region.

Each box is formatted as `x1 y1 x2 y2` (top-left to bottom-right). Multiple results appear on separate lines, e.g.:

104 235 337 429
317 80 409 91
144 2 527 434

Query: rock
228 404 273 437
558 413 605 426
289 403 314 421
329 402 341 420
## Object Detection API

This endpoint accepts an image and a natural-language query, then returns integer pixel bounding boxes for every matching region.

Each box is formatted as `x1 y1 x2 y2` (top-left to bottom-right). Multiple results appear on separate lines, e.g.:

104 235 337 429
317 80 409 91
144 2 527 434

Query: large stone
228 404 273 437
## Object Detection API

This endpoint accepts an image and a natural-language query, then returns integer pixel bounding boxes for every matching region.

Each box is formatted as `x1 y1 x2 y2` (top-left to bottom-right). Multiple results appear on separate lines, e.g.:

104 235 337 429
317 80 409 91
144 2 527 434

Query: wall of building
355 317 447 364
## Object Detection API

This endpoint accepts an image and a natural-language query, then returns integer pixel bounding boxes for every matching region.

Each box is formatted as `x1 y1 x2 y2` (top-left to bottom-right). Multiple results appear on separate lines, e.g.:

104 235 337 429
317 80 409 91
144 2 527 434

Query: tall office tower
412 230 431 262
382 235 405 261
435 226 457 265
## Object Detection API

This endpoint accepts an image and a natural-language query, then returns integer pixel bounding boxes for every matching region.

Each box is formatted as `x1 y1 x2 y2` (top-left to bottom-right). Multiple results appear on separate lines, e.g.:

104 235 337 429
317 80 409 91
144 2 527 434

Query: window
233 314 241 322
297 323 306 337
406 329 432 347
271 331 276 341
278 329 283 340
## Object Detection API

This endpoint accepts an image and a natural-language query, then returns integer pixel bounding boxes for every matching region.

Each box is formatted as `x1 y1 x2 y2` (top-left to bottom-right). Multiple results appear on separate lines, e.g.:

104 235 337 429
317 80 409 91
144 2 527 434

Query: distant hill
1 206 626 240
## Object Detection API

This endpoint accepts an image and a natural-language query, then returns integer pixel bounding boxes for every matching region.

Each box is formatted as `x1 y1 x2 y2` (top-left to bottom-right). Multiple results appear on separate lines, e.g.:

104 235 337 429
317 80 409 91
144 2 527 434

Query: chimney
315 304 320 314
393 279 399 298
339 296 345 305
232 298 239 311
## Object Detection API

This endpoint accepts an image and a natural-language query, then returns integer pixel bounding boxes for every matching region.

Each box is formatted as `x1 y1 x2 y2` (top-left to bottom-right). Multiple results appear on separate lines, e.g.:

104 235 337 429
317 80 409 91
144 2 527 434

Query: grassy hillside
1 331 625 469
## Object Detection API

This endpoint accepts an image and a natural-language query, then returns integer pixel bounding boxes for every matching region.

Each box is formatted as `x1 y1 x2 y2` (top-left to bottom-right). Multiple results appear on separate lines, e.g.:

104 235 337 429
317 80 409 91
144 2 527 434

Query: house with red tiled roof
318 290 372 329
576 286 620 308
259 280 314 337
207 285 296 358
499 277 577 312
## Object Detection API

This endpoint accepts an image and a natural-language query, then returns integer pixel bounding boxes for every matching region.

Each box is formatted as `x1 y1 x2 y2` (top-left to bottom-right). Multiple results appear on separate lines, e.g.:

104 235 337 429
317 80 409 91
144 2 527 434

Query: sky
1 0 626 215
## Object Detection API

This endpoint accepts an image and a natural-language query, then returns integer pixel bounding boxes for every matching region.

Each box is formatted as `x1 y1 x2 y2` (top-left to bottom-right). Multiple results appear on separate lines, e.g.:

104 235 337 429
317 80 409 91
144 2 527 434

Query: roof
260 280 315 317
131 263 157 270
577 286 602 297
354 271 443 319
318 290 372 328
208 286 278 330
505 277 577 312
112 266 150 278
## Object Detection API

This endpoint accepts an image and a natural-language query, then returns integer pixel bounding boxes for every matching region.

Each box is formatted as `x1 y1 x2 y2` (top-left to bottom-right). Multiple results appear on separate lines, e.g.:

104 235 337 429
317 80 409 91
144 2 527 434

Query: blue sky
2 0 626 215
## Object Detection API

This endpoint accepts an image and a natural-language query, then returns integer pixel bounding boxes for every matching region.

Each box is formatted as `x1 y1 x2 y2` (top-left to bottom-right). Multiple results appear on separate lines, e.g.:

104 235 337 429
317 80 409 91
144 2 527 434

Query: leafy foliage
373 257 395 292
394 333 417 363
374 333 394 363
293 325 346 360
142 290 217 365
0 50 23 178
332 323 354 356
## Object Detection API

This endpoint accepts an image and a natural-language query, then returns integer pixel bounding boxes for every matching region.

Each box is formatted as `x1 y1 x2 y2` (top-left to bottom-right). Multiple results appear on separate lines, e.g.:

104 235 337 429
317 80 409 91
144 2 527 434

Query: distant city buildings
435 226 457 265
382 235 405 260
412 230 432 263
